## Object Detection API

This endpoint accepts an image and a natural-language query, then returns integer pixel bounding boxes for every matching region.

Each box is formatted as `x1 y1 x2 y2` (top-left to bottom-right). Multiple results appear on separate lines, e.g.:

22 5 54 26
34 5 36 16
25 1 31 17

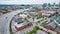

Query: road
0 9 30 34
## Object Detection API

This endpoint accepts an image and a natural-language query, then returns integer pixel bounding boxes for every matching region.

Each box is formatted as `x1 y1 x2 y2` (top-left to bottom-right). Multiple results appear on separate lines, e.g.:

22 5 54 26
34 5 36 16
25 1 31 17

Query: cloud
0 0 60 4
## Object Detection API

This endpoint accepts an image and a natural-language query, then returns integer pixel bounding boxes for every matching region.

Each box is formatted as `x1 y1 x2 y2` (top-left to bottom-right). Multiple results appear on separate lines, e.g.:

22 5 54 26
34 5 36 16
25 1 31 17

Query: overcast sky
0 0 60 4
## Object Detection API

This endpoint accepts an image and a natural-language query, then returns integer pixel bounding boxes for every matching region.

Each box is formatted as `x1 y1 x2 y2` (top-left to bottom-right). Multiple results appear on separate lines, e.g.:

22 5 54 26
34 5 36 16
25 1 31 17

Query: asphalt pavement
0 9 30 34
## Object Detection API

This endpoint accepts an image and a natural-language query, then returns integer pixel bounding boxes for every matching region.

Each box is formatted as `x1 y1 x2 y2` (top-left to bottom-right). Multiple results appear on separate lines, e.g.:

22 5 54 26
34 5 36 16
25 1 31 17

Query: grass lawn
9 19 13 34
41 21 47 27
36 15 44 19
25 26 43 34
25 26 52 34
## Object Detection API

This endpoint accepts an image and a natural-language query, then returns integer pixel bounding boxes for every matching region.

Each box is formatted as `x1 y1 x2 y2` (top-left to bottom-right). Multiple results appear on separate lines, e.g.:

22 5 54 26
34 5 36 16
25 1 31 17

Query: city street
0 9 30 34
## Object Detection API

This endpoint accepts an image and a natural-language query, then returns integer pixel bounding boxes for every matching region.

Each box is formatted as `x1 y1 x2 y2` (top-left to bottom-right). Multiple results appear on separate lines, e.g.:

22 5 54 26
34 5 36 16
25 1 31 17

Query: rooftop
50 16 60 24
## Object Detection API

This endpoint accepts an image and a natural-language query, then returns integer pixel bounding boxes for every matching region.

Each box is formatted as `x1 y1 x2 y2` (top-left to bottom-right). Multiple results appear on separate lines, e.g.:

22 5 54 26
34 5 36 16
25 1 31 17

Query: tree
27 15 30 19
37 21 40 23
33 7 41 12
32 17 34 21
54 12 59 17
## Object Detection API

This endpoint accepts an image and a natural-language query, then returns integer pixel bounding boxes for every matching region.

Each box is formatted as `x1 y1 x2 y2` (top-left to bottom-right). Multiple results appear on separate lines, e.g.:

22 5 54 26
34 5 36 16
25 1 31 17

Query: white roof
14 20 30 28
19 14 27 18
48 22 57 28
42 13 51 16
14 23 24 28
36 30 47 34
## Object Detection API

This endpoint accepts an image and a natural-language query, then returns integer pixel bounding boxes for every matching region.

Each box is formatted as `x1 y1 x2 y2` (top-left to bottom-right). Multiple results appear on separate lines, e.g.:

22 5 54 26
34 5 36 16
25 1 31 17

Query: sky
0 0 60 4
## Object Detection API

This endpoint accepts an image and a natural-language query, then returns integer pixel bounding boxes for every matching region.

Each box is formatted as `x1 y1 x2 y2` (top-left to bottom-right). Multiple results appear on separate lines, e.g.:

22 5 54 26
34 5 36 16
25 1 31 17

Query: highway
0 9 30 34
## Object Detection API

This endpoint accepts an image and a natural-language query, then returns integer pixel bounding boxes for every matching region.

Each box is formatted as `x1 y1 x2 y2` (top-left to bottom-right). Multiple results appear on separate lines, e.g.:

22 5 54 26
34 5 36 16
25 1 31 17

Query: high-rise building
59 2 60 6
48 3 51 7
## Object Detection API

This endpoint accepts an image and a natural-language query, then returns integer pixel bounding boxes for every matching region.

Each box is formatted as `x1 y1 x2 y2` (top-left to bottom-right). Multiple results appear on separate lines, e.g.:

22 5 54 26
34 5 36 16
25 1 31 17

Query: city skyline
0 0 60 4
